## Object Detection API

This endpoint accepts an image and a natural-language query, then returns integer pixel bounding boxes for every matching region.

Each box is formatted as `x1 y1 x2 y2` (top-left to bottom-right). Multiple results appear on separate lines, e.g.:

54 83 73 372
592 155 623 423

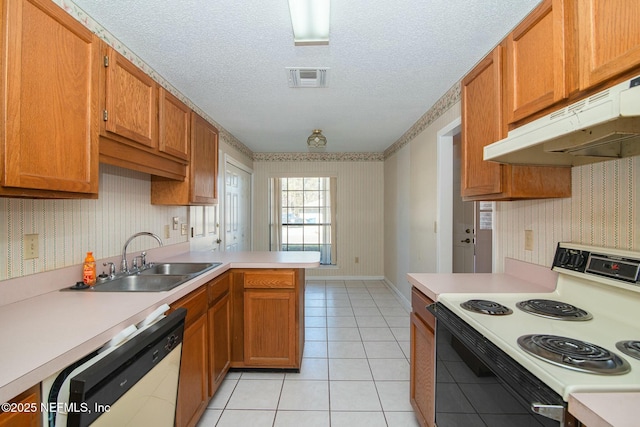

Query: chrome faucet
121 232 163 273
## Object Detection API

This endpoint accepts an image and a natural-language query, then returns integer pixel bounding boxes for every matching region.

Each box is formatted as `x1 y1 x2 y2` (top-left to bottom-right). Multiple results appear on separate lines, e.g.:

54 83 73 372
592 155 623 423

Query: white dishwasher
42 305 186 427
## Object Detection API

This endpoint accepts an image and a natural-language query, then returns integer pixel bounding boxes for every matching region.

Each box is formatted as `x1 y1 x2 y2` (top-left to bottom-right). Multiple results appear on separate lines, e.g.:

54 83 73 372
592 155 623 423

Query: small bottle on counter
83 252 96 286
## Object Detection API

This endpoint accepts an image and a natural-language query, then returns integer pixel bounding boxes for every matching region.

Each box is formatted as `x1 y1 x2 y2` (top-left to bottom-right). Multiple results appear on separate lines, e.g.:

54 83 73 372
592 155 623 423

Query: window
270 177 336 265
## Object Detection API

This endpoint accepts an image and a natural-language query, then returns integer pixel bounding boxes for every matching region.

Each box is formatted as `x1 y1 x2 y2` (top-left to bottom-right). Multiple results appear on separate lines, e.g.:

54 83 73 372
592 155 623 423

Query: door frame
436 118 460 273
222 154 254 251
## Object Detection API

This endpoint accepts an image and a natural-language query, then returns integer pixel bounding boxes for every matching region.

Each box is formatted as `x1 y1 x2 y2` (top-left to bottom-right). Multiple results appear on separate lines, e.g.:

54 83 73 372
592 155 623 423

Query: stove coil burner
460 299 513 315
518 334 630 375
516 299 592 320
616 341 640 361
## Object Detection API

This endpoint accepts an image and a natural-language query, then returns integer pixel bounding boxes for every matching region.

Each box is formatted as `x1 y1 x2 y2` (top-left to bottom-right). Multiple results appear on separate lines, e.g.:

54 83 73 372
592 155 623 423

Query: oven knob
569 253 585 268
557 251 571 266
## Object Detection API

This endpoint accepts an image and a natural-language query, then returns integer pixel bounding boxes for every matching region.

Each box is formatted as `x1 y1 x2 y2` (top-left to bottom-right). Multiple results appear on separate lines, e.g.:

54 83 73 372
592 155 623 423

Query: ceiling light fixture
307 129 327 151
288 0 330 46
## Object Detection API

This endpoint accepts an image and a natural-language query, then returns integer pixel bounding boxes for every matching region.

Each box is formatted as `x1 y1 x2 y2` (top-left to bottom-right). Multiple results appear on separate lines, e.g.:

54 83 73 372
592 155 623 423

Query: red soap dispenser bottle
83 252 97 286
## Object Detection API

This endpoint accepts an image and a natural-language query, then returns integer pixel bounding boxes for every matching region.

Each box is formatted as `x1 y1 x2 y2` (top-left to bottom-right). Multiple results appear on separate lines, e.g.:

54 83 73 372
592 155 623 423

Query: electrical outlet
172 217 179 230
24 234 39 259
164 224 170 239
524 230 534 251
181 224 187 236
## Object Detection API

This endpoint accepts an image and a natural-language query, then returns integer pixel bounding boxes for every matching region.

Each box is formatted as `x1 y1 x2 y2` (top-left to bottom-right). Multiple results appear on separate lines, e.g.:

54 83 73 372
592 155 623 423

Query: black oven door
427 303 579 427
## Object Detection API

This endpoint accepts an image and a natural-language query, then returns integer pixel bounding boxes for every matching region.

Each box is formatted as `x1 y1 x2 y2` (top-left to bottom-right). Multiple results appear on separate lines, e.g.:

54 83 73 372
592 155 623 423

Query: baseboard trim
305 275 385 281
383 277 411 311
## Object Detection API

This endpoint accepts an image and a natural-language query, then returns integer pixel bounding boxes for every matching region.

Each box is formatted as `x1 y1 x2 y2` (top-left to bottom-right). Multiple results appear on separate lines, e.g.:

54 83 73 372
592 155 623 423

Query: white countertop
407 258 637 427
569 393 640 427
0 246 319 403
407 258 559 301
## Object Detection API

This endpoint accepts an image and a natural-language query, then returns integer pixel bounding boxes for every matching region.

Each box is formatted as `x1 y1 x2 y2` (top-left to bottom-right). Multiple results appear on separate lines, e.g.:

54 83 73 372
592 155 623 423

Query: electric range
429 243 640 426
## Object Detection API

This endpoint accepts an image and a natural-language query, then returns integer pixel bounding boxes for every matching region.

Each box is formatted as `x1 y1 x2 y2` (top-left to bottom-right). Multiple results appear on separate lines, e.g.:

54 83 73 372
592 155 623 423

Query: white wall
384 103 462 301
253 160 384 278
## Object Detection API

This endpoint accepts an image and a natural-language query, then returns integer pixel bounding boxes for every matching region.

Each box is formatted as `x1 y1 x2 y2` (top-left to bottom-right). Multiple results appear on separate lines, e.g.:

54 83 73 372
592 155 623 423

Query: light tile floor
196 279 420 427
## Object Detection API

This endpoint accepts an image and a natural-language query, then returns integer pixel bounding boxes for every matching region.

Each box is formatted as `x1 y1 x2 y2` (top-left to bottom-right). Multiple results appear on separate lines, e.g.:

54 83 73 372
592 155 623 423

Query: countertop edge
0 250 319 403
568 392 640 427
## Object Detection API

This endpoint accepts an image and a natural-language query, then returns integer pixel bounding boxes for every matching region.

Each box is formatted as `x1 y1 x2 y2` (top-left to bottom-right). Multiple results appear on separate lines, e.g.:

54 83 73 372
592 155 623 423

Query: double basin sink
90 262 221 292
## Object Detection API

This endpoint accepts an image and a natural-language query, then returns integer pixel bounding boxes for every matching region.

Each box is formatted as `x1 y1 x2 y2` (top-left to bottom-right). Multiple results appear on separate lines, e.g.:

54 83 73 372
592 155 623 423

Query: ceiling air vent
286 67 329 88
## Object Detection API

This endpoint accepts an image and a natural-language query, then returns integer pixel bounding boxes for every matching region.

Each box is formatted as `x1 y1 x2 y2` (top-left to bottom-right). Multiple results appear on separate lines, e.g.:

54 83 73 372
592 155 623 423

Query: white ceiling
73 0 542 153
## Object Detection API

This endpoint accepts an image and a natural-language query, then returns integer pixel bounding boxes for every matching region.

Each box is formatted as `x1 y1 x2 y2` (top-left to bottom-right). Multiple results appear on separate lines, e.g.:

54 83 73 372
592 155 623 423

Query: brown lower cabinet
0 383 40 427
171 286 208 427
231 269 305 370
410 287 436 427
171 268 304 427
208 272 231 397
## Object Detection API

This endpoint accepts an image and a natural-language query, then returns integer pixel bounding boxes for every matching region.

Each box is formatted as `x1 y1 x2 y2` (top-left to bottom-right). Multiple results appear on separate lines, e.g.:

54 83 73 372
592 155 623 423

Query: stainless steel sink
88 262 222 292
91 274 191 292
139 262 220 276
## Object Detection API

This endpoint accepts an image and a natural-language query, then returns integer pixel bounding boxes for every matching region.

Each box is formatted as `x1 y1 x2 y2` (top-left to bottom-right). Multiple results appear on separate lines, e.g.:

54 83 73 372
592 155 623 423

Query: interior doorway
452 133 475 272
452 134 493 273
437 117 493 273
223 155 253 251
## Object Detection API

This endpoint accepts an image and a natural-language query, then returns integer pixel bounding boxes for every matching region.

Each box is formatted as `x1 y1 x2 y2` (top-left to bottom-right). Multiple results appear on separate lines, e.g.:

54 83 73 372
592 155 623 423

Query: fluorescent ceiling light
288 0 330 45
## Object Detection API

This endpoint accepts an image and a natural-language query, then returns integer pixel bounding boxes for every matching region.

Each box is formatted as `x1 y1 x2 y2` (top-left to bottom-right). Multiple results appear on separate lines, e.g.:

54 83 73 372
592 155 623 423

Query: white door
224 160 252 251
452 133 475 273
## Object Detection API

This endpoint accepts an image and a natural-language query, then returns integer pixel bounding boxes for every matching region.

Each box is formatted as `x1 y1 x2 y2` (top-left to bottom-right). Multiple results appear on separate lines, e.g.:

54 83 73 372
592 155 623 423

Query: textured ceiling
73 0 542 153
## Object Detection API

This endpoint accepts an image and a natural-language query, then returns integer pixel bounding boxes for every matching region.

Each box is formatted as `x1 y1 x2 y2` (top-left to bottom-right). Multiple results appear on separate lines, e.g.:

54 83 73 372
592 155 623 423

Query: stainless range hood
484 75 640 166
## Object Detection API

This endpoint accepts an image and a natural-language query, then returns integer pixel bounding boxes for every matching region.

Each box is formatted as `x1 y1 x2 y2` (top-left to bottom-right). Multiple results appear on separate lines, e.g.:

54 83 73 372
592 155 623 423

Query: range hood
484 75 640 166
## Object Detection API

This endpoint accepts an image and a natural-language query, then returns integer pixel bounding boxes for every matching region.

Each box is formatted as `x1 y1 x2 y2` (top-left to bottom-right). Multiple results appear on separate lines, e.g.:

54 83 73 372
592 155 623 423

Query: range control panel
553 244 640 284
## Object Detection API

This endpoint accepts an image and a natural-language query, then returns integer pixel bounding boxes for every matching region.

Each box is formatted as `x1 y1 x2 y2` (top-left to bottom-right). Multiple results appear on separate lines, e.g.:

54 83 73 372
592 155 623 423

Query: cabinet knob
461 238 471 243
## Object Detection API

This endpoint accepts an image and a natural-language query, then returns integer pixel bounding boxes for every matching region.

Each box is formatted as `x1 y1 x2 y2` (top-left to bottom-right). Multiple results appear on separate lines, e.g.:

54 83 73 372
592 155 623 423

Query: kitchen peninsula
0 243 319 426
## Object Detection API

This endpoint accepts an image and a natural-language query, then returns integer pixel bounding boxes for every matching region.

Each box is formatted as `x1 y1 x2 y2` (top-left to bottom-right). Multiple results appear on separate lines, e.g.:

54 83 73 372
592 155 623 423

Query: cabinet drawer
208 273 230 304
412 287 435 330
244 271 295 289
171 286 207 327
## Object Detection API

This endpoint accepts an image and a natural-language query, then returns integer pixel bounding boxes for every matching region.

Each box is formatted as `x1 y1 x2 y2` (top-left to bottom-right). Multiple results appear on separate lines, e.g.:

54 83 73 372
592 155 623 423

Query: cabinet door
159 88 190 161
190 113 218 204
2 0 99 196
103 48 157 148
506 0 570 123
150 112 218 205
0 384 40 427
208 292 231 396
410 287 436 427
171 287 208 427
410 312 435 427
175 314 208 427
578 0 640 89
461 46 505 198
244 289 296 367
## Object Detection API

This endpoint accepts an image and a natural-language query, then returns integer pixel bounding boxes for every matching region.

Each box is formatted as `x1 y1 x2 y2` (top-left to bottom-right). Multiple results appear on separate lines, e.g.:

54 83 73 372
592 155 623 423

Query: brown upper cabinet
99 46 188 180
151 112 219 205
577 0 640 90
159 87 191 161
0 0 100 198
461 47 505 199
461 45 572 201
506 0 573 124
102 47 157 148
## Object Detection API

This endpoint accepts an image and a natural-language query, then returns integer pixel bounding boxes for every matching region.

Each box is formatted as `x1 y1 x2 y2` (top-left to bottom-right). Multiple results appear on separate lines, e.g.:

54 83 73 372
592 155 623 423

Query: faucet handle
132 255 144 271
140 251 147 267
103 262 116 279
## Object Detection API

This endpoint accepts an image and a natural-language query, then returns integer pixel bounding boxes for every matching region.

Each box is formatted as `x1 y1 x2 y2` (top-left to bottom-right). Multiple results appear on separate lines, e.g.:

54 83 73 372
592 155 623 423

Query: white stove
430 243 640 426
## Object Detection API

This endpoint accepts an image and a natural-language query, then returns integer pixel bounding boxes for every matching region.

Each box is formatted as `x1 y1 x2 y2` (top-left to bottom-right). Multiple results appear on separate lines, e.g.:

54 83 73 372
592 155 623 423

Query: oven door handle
531 403 565 424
